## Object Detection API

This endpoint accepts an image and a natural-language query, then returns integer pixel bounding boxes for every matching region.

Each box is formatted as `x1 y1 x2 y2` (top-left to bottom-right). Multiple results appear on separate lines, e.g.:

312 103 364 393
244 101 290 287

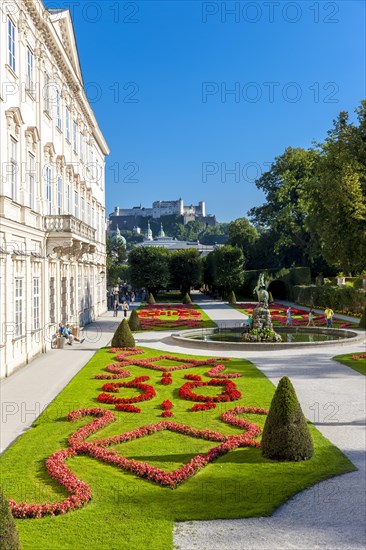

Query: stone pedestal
253 306 273 330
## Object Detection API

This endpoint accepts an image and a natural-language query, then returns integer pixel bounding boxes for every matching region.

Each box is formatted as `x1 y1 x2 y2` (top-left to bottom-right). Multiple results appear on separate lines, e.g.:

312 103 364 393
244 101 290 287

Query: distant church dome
114 224 126 245
145 221 153 241
158 223 165 238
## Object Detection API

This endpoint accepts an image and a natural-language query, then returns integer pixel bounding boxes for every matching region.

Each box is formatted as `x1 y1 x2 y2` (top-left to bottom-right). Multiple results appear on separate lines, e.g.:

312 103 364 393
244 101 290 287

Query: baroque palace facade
0 0 109 377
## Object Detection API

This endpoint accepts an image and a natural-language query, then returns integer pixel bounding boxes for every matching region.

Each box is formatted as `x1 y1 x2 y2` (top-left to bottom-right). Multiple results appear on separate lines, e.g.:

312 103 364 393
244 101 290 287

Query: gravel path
171 300 366 550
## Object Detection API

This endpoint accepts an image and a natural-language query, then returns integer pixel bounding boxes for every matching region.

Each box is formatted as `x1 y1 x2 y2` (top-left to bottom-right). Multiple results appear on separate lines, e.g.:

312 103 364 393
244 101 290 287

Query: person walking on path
324 306 334 328
286 306 293 326
113 298 119 317
307 309 315 327
122 300 129 318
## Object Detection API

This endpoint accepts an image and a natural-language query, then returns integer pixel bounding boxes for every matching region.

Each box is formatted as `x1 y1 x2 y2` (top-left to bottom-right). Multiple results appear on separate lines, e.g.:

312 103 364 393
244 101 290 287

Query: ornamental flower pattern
136 304 204 330
9 348 269 519
9 405 268 518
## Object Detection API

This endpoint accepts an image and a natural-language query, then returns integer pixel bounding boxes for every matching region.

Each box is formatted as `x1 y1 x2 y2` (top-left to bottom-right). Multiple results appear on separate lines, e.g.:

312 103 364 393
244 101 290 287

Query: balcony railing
44 215 96 241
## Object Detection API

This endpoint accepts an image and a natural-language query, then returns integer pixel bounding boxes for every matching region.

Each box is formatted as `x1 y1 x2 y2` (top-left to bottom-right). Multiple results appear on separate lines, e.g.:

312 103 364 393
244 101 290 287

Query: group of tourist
286 306 334 327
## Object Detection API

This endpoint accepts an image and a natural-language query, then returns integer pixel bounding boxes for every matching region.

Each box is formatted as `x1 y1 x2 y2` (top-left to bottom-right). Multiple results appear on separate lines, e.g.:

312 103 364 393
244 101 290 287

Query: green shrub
182 292 192 304
111 319 135 348
353 277 364 290
228 290 237 304
261 376 314 461
128 309 142 331
0 489 21 549
147 292 156 305
359 307 366 329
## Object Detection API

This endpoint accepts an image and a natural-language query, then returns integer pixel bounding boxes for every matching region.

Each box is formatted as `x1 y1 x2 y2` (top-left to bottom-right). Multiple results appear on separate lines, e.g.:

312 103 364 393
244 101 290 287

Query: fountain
170 273 363 350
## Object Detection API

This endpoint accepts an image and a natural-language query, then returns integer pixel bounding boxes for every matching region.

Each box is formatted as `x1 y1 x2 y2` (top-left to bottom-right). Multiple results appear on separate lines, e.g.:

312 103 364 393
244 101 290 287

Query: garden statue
253 273 269 309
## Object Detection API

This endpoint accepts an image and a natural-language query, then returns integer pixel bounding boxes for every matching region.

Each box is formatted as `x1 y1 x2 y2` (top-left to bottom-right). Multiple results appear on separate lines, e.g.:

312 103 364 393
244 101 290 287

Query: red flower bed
191 403 216 412
95 363 131 380
97 377 156 405
114 404 141 413
161 372 173 385
206 365 241 379
184 374 202 381
136 305 205 330
161 411 173 417
352 353 366 360
9 402 269 517
161 400 173 410
179 379 242 403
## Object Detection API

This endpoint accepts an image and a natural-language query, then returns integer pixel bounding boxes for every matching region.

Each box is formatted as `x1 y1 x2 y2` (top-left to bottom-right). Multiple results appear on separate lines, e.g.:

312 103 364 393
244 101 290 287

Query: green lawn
0 347 355 550
333 353 366 376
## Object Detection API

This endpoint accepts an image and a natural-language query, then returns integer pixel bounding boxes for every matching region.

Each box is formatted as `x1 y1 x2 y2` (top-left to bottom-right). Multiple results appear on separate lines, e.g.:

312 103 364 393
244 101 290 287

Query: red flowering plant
190 403 216 412
161 372 173 385
352 353 366 360
161 400 173 410
114 404 141 413
97 376 156 407
9 402 269 518
179 379 242 403
206 365 241 379
136 304 205 330
184 374 202 381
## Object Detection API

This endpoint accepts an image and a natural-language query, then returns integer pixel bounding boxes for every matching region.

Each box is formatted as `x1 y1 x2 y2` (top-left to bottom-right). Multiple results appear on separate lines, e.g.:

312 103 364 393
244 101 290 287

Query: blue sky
45 0 365 222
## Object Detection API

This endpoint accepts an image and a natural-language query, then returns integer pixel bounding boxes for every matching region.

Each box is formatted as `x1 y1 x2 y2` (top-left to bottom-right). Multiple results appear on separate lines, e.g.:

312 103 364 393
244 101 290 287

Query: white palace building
0 1 109 377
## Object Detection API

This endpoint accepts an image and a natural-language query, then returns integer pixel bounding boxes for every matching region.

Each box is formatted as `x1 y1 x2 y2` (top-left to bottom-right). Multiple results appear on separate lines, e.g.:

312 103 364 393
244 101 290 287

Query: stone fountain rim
169 326 364 351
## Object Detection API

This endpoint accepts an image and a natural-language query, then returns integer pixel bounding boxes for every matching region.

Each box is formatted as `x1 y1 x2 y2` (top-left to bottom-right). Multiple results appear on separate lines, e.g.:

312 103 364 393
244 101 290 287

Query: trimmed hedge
111 319 135 347
0 489 21 549
147 293 156 305
228 290 237 304
293 284 365 314
242 267 311 299
182 292 192 304
128 309 142 331
261 376 314 461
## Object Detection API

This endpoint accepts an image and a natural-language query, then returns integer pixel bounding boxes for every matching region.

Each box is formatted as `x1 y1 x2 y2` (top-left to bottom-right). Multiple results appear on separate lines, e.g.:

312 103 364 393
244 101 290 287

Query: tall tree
170 249 202 295
128 247 170 294
228 217 259 267
211 245 245 295
249 147 319 267
305 106 366 273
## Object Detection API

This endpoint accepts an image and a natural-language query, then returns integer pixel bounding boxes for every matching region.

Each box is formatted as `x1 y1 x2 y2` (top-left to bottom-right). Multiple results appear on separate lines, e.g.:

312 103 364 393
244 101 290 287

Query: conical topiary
261 376 314 461
0 490 21 550
147 292 156 305
359 306 366 329
228 290 236 304
111 318 135 348
182 292 192 304
128 309 142 331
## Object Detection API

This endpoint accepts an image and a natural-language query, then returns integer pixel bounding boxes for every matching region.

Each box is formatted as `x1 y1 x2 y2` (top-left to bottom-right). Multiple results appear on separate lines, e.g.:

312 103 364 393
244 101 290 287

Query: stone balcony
44 215 97 258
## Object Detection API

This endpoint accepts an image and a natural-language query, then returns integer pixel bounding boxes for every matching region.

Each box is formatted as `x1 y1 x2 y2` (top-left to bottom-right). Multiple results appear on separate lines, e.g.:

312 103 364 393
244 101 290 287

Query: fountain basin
170 326 364 351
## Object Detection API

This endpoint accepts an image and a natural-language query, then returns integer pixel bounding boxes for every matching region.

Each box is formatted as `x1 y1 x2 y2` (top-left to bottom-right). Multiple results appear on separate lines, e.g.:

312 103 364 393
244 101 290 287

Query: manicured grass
0 347 355 550
136 304 216 331
333 353 366 376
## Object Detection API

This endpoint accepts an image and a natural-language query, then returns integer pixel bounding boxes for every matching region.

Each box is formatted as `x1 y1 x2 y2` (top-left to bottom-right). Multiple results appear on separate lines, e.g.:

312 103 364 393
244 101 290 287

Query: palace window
74 191 79 218
66 107 70 141
26 48 34 94
87 202 91 225
73 122 77 153
66 183 70 214
33 277 40 331
49 277 55 324
44 73 51 113
29 152 35 210
80 132 84 161
56 88 62 129
81 197 85 221
45 165 52 214
57 175 62 214
15 279 23 338
8 18 16 72
10 137 18 202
